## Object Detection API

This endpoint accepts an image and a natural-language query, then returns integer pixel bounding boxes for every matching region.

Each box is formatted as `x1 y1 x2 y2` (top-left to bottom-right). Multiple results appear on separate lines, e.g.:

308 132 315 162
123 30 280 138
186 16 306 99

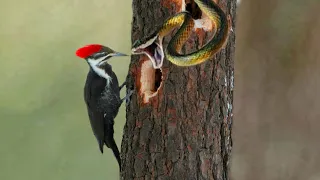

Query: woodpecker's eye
93 52 107 59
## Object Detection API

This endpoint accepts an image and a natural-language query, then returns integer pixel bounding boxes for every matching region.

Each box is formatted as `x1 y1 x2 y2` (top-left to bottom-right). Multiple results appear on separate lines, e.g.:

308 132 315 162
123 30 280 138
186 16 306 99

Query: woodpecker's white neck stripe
87 57 112 86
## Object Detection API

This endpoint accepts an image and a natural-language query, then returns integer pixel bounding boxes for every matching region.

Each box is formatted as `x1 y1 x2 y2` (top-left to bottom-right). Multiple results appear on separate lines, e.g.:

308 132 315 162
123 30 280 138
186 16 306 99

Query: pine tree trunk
121 0 236 179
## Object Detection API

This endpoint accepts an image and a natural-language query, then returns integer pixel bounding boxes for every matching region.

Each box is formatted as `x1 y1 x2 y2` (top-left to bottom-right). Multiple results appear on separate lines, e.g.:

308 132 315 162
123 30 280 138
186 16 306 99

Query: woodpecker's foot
126 90 134 104
119 81 127 90
121 89 134 104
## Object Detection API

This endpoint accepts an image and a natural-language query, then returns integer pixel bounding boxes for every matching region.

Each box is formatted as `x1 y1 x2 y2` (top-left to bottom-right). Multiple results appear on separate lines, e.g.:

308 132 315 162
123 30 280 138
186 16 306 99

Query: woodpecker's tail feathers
104 120 121 169
98 140 104 154
105 138 121 169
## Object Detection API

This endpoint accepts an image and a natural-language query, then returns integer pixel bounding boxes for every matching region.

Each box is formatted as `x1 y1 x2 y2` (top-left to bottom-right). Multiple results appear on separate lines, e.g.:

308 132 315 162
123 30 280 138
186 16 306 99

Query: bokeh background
232 0 320 179
0 1 131 179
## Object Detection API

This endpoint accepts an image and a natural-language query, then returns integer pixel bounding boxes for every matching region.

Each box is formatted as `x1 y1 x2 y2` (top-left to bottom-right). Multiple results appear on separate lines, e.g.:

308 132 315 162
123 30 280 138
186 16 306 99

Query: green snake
131 0 231 68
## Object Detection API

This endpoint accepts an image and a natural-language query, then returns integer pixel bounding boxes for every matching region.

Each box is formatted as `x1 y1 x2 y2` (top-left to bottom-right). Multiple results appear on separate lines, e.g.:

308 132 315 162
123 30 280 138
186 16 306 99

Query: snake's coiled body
132 0 231 67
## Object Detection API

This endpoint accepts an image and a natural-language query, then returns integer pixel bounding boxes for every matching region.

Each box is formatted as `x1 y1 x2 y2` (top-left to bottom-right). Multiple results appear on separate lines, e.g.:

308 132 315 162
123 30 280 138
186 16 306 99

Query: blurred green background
0 0 131 179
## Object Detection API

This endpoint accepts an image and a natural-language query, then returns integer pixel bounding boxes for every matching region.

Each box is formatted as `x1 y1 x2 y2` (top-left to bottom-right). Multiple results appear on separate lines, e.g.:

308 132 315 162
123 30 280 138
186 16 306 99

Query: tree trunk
121 0 236 179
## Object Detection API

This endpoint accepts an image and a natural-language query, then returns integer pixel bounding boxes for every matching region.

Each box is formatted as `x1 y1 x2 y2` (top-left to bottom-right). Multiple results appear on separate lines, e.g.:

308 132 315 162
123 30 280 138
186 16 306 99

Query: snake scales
132 0 231 68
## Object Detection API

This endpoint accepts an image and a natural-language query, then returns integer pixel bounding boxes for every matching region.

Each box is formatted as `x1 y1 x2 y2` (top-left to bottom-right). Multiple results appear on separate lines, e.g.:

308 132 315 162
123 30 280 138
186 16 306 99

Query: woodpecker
75 44 132 170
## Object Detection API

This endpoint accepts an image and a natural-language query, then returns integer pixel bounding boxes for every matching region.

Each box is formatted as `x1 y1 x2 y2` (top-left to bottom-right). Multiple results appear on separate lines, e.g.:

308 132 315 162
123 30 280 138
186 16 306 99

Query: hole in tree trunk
185 0 214 31
154 69 162 90
139 59 163 103
185 0 202 19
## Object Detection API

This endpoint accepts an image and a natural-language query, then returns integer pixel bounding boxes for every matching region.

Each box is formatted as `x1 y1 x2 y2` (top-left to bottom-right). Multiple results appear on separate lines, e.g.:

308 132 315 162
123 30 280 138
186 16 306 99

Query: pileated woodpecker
75 44 131 170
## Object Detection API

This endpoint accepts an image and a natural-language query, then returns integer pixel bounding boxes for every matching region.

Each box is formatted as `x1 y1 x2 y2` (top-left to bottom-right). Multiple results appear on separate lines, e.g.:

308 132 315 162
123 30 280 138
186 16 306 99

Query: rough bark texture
121 0 236 179
232 0 320 179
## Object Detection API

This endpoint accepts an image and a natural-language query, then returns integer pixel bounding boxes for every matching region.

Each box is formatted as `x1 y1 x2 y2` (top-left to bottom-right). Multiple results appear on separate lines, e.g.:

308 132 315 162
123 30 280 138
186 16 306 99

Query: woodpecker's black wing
84 69 106 152
84 67 122 168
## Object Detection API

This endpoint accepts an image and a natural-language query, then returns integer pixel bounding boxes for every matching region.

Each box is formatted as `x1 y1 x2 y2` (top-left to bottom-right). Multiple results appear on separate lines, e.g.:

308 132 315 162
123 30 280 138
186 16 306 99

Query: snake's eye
132 40 141 48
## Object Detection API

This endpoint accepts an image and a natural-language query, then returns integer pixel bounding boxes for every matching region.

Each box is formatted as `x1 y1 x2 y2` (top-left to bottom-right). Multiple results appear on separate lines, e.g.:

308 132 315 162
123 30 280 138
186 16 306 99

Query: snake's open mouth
132 35 164 69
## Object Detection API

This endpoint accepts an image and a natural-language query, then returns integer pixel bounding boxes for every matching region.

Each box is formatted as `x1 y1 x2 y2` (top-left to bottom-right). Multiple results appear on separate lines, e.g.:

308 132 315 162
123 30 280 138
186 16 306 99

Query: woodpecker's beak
96 51 127 66
109 52 127 57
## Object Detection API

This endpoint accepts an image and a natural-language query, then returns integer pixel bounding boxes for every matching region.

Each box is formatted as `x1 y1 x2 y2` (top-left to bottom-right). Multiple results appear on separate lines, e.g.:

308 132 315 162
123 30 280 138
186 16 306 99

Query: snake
131 0 231 69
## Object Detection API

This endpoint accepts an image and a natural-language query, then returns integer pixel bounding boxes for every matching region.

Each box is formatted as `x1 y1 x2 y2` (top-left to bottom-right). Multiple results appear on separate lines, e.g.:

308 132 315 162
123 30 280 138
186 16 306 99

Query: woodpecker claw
122 89 134 104
119 81 127 90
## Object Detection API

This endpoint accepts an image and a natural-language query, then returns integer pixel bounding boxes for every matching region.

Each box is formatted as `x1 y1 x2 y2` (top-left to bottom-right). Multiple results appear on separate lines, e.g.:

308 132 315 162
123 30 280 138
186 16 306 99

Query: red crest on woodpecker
75 44 103 58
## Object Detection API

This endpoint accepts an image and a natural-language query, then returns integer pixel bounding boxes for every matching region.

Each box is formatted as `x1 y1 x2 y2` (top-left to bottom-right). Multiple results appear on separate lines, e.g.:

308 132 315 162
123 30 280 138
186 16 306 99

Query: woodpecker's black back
84 63 122 168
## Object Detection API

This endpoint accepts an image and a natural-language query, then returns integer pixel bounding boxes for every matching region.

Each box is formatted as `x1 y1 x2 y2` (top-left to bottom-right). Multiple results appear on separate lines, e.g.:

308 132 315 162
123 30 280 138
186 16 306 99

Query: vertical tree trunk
121 0 236 179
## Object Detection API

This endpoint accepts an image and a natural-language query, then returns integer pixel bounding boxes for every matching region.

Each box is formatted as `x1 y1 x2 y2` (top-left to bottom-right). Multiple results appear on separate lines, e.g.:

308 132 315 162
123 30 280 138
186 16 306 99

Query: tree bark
121 0 236 179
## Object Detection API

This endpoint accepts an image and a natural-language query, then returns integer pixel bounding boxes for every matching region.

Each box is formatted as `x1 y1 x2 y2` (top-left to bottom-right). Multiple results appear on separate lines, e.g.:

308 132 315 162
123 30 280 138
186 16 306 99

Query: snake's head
132 35 164 69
